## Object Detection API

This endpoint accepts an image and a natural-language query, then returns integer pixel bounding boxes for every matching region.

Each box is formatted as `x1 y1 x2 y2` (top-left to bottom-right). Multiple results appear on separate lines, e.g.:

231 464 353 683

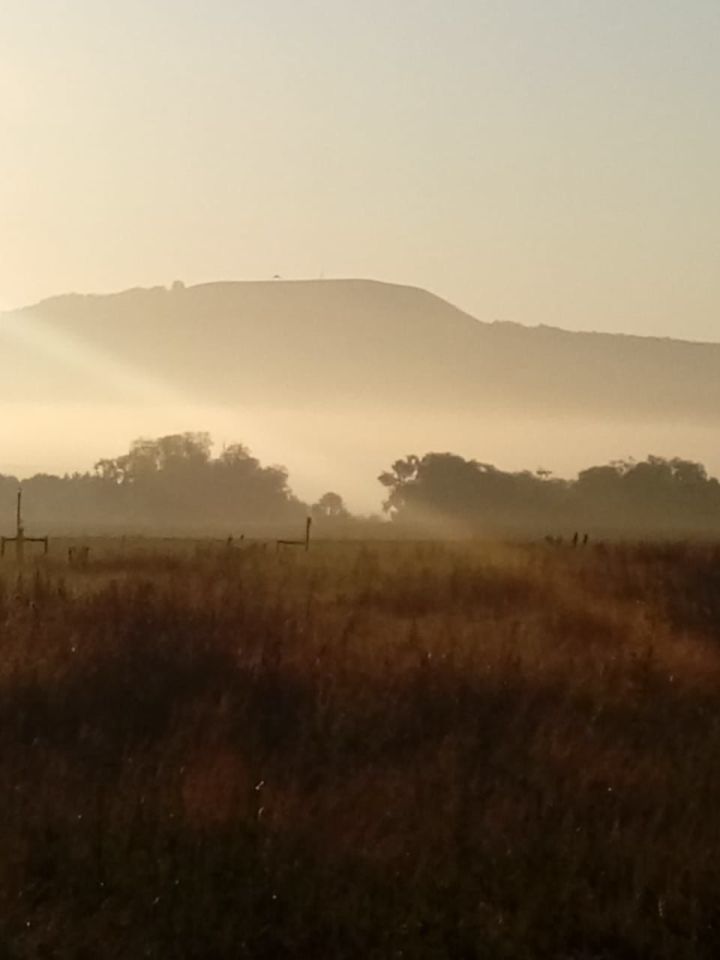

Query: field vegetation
1 539 720 958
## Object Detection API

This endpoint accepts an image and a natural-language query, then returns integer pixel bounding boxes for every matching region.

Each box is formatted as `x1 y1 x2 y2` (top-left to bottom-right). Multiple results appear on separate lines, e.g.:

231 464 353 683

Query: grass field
1 539 720 958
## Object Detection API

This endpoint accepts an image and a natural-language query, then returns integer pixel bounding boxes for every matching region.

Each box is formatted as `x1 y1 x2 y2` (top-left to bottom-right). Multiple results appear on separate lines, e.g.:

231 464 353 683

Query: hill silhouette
2 279 720 509
4 278 720 419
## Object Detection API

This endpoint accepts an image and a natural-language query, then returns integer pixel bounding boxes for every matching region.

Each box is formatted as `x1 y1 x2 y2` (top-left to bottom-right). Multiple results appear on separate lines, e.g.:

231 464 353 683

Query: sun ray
0 309 181 405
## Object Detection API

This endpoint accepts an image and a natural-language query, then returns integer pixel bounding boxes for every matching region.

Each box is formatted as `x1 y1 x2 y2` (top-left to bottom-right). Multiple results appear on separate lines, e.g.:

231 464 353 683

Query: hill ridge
1 276 719 505
7 278 718 349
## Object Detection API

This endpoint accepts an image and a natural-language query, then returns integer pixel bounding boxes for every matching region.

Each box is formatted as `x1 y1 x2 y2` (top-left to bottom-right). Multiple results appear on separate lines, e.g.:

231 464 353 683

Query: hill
1 279 719 507
3 278 719 417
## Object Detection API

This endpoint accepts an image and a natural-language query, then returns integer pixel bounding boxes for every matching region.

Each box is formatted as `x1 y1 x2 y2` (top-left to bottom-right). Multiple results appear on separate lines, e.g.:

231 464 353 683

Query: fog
3 280 720 521
4 401 720 514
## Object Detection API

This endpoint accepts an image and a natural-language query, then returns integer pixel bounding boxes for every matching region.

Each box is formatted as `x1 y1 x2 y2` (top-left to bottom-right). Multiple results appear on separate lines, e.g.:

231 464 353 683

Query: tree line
380 452 720 537
0 432 719 536
0 433 307 535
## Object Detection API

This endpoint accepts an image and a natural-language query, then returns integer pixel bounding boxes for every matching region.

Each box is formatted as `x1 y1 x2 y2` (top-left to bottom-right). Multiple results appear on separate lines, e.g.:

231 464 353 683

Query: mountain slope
2 278 719 422
2 279 720 511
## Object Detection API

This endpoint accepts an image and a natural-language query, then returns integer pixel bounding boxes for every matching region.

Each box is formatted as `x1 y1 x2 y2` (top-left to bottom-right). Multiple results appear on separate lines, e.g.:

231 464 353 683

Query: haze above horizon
2 1 719 340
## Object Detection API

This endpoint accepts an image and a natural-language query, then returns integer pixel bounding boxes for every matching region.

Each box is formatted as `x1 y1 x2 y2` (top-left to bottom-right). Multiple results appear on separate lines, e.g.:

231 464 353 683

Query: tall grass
0 541 719 958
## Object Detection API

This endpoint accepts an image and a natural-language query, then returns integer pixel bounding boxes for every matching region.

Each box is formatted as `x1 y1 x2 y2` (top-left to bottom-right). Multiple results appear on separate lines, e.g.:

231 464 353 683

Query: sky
1 0 720 339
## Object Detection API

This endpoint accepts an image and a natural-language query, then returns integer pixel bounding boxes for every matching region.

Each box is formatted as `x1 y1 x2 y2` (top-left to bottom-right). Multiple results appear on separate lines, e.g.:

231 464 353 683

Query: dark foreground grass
1 541 720 958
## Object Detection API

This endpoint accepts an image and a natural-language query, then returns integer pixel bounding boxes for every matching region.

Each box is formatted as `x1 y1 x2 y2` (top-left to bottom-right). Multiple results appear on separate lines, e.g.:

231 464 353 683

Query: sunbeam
0 309 181 405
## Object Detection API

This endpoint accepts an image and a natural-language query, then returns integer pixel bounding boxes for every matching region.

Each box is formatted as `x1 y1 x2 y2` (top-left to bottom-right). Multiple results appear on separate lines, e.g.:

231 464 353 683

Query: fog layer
3 403 720 514
2 280 720 511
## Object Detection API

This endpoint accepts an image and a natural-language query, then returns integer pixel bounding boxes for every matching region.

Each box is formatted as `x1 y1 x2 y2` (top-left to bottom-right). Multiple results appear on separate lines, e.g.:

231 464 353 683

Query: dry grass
0 540 719 958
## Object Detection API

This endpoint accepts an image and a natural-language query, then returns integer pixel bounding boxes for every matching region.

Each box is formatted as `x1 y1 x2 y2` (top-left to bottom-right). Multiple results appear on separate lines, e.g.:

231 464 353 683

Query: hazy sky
2 1 719 339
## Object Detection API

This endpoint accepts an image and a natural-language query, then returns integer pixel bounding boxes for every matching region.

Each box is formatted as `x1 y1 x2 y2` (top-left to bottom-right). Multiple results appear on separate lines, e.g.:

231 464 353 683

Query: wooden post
15 489 24 566
1 488 48 565
276 518 313 554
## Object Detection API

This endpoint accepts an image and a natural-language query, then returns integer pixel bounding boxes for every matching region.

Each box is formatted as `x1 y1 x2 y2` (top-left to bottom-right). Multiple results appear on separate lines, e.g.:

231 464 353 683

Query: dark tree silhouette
380 452 720 537
312 492 349 519
1 441 720 538
0 433 304 534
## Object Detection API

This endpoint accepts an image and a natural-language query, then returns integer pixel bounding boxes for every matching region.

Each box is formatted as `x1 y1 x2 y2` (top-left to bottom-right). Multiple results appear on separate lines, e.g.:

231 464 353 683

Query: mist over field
3 279 720 513
5 402 720 514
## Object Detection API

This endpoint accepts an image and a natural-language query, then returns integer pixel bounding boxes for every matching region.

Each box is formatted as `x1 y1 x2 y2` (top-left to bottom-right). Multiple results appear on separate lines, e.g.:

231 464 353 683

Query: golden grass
0 540 719 957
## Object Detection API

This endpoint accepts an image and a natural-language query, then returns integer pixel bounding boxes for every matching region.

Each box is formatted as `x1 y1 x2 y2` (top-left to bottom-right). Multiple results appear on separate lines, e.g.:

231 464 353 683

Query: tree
379 456 421 514
379 452 539 524
312 492 349 519
95 432 212 486
90 432 305 528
